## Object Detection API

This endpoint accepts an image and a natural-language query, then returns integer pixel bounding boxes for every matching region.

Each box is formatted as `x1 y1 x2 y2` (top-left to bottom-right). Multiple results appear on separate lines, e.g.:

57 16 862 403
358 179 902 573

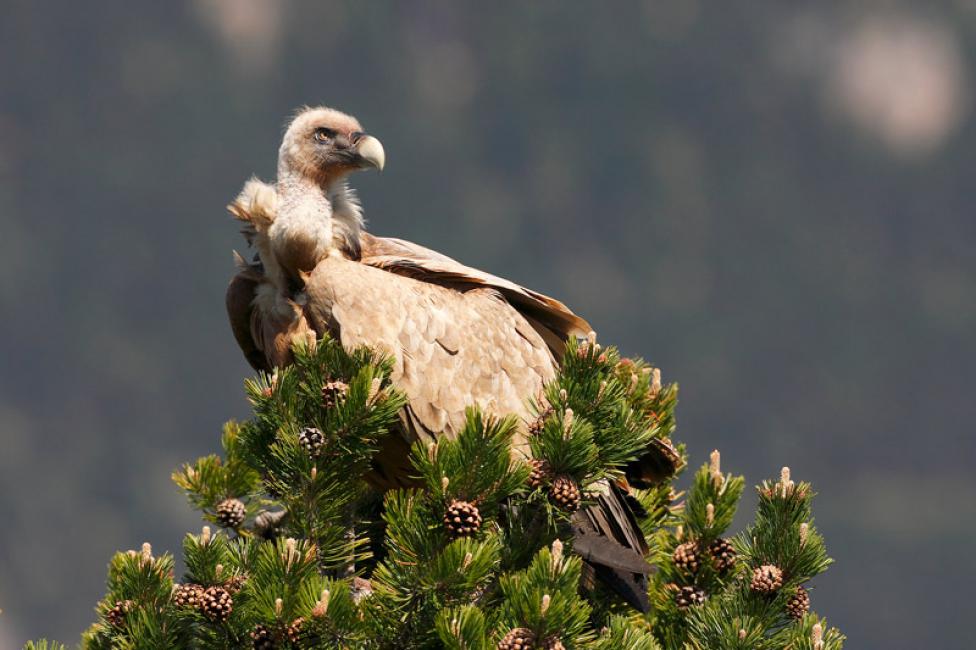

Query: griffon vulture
225 107 669 611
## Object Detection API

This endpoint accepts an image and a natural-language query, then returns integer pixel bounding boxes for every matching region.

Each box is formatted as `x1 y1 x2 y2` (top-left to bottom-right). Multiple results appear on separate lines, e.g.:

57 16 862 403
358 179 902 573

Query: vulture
225 106 665 611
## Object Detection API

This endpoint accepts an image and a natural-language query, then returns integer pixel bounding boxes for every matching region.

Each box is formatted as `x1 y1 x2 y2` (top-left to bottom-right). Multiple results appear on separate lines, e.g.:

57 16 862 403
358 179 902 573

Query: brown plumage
225 106 655 610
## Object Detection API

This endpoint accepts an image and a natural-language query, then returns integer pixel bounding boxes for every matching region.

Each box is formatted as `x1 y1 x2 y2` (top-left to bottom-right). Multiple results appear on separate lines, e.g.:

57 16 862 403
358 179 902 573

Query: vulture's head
278 106 385 185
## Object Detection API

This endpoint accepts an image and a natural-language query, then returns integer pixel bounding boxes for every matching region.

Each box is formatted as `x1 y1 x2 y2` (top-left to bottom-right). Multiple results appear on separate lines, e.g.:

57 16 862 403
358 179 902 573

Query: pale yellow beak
355 135 385 171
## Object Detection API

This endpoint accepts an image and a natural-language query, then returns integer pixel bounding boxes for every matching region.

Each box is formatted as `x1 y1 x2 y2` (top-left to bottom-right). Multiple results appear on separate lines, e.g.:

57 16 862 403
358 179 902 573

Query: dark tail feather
571 479 652 612
592 564 650 613
226 274 271 372
624 437 682 489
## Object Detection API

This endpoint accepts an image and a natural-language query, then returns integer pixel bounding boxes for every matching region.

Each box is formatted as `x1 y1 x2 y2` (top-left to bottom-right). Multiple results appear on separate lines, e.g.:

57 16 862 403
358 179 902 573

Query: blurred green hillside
1 2 973 647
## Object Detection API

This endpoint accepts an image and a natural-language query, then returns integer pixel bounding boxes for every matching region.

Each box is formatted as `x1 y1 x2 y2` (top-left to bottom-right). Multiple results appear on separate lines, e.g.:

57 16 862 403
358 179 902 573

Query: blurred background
1 1 973 647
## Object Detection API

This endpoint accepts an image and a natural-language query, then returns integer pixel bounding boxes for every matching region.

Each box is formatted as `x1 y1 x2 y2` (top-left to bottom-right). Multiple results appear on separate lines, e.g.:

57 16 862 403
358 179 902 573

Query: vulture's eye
314 128 336 142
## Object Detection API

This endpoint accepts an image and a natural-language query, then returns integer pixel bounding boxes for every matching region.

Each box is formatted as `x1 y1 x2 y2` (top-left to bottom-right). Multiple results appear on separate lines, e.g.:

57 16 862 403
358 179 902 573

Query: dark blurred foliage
1 1 973 647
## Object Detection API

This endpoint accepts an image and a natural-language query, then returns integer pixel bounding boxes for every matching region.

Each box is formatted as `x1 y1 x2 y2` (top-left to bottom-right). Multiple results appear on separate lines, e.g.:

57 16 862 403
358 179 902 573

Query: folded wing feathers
359 245 592 352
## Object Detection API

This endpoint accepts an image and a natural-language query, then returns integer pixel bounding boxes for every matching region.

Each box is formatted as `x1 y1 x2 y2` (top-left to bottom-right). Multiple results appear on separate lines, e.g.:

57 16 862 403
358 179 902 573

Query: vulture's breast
268 212 332 280
303 256 557 452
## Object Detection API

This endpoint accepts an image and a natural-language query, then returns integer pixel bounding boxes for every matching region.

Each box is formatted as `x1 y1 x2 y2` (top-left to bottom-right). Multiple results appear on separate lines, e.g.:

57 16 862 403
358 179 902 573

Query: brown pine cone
674 585 706 609
672 541 701 574
172 583 205 609
527 459 553 489
786 586 810 619
202 585 233 622
541 636 566 650
709 537 737 573
750 564 784 594
498 627 536 649
286 617 306 644
298 427 325 458
528 406 554 436
215 498 246 528
444 500 482 538
223 573 248 595
105 600 132 628
321 380 349 408
549 476 581 511
250 624 277 649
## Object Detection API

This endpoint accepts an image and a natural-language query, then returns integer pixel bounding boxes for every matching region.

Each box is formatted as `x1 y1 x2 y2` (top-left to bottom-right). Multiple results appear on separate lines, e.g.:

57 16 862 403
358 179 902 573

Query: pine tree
31 336 844 649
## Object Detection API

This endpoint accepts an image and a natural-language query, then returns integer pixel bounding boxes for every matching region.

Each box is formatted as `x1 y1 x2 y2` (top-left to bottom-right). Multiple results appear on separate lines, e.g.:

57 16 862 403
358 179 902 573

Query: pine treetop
35 335 843 650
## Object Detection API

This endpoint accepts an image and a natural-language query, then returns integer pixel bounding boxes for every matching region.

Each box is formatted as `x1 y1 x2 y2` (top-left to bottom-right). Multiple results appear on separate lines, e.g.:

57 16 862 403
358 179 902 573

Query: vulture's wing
359 233 591 358
226 258 316 372
226 269 269 372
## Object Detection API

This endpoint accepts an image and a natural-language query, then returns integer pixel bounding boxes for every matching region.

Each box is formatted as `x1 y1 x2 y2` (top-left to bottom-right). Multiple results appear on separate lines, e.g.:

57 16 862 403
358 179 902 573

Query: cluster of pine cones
672 537 738 575
497 627 565 650
104 600 132 628
674 585 706 609
441 462 584 540
172 583 234 622
249 618 308 649
526 459 581 511
670 540 810 618
171 580 243 623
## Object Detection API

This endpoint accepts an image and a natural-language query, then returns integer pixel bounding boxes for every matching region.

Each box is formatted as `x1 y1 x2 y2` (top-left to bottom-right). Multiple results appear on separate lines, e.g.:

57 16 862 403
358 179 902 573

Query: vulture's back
303 254 557 477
